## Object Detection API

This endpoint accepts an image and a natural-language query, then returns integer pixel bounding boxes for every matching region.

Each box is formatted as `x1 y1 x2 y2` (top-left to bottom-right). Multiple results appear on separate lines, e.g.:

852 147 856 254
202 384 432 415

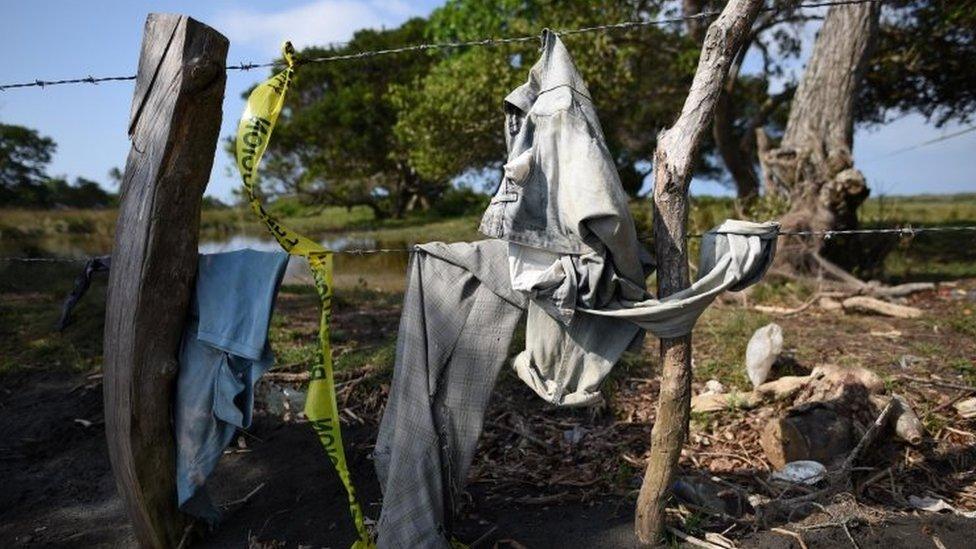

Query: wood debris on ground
259 278 976 540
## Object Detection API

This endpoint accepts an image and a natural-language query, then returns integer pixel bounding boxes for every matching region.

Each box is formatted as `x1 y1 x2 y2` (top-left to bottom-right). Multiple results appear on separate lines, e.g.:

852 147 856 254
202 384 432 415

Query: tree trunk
761 3 880 268
713 70 761 201
684 0 763 203
634 0 764 545
683 0 708 43
366 199 392 221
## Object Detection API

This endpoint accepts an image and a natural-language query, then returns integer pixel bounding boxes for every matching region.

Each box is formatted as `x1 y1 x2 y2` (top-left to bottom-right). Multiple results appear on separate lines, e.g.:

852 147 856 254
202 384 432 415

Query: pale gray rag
373 240 525 548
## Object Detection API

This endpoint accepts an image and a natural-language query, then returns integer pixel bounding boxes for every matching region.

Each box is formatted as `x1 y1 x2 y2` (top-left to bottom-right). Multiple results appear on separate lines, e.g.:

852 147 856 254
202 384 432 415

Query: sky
0 0 973 202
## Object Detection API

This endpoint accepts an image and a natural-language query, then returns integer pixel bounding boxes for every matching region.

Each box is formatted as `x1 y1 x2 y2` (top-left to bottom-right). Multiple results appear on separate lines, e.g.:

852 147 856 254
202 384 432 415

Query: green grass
693 308 771 391
343 213 483 244
0 262 105 376
0 208 117 240
5 192 974 256
860 193 976 226
1 192 973 379
333 340 397 373
749 279 815 305
267 285 402 378
268 318 319 371
632 193 976 282
950 357 976 386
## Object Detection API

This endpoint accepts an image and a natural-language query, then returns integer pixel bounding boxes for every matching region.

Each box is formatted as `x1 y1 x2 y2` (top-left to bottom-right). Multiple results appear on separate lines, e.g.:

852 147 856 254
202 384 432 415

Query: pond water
2 232 412 292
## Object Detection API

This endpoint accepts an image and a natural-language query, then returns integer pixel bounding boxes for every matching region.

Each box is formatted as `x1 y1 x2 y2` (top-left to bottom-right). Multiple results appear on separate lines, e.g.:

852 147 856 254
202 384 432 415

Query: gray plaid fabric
372 229 778 544
374 240 525 548
513 220 779 407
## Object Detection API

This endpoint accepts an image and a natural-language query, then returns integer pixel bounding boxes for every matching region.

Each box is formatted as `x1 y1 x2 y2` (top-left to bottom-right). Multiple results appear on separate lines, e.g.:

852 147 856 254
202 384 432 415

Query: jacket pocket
503 148 534 186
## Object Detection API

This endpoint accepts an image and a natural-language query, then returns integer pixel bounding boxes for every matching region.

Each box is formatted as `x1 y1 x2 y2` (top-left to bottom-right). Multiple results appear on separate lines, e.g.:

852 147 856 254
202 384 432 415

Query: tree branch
634 0 764 545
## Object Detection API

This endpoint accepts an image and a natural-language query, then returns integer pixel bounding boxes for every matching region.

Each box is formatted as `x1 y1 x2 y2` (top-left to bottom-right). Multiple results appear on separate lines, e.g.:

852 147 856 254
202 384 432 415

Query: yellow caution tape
236 42 372 549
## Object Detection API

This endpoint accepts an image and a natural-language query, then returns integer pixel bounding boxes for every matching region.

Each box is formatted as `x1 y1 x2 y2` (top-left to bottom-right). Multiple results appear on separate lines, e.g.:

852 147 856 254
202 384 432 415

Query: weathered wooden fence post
103 14 227 548
634 0 763 544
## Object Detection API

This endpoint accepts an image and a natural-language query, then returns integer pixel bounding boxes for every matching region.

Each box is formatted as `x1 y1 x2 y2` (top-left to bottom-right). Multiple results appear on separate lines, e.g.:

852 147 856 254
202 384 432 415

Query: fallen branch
263 371 309 382
754 292 822 315
666 527 729 549
221 482 266 509
842 296 922 319
869 282 935 298
809 254 937 299
840 400 896 482
771 527 808 549
899 376 976 393
469 525 498 548
812 253 868 289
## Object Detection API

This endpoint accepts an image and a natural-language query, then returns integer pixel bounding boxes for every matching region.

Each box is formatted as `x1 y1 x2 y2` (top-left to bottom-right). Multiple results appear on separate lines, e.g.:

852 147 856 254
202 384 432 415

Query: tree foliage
248 0 976 213
0 122 114 208
859 0 976 127
395 0 699 196
260 18 438 218
1 123 57 205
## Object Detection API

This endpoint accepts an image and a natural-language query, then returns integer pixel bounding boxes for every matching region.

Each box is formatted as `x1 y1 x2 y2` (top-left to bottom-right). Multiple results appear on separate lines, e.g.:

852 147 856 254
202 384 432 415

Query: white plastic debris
769 460 826 485
908 495 954 513
262 382 307 417
745 323 783 387
907 495 976 518
563 425 585 445
703 379 726 395
955 397 976 419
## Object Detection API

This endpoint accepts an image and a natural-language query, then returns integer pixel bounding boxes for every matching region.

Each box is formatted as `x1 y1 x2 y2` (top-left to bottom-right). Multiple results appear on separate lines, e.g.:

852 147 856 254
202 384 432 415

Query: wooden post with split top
103 14 227 548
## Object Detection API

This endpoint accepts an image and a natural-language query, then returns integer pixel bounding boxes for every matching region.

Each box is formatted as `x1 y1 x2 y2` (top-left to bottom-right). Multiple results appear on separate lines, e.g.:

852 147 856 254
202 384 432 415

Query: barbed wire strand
0 0 937 266
2 223 973 262
0 0 881 91
861 124 976 163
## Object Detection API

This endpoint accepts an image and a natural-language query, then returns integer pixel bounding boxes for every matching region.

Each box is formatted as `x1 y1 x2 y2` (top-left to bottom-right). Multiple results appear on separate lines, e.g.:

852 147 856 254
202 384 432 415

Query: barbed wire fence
2 224 974 262
0 0 882 92
1 0 972 264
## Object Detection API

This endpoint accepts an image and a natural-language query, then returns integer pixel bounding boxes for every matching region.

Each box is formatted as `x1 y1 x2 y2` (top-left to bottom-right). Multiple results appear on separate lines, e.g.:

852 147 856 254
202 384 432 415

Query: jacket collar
504 29 591 114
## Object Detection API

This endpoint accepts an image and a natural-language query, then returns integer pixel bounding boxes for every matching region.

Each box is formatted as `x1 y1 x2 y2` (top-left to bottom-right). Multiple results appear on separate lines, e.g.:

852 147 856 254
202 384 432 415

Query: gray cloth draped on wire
512 219 778 406
374 240 526 549
374 30 780 547
480 30 779 406
373 225 777 546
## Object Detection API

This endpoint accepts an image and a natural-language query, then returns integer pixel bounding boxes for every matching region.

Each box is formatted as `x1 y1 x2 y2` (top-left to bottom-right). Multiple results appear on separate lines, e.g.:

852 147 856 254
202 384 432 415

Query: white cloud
215 0 431 55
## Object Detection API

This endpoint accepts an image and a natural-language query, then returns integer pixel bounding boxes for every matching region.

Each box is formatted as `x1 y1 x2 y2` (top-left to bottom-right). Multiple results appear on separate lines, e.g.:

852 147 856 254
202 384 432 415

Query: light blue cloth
174 249 288 523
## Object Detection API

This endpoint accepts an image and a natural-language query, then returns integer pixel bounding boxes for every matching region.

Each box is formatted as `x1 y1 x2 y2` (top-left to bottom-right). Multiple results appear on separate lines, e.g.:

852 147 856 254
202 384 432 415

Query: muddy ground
2 264 975 548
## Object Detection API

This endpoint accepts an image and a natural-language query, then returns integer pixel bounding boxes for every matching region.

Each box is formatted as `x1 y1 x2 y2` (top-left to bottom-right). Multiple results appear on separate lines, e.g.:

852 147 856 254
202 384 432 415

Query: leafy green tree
394 0 700 197
686 1 976 201
858 0 976 127
250 0 976 215
43 177 116 208
259 18 438 218
0 122 57 206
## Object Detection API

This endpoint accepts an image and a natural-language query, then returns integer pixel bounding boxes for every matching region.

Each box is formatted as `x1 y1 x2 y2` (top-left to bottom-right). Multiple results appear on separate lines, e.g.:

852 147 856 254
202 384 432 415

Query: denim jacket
479 32 780 407
479 30 645 287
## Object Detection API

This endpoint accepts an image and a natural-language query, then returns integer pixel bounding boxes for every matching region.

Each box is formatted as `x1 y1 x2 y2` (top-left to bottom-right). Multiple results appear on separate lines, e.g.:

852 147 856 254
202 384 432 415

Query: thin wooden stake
634 0 764 545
